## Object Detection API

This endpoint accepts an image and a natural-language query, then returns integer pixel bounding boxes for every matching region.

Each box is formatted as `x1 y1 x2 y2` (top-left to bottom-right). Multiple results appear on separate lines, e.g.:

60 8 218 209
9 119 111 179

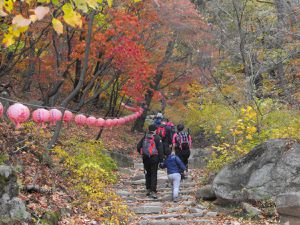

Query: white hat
156 112 163 118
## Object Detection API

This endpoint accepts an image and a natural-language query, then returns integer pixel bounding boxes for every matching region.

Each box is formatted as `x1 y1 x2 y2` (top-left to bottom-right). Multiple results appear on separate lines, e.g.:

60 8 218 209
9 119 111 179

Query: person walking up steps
137 124 164 199
153 113 171 157
159 151 186 202
172 124 192 178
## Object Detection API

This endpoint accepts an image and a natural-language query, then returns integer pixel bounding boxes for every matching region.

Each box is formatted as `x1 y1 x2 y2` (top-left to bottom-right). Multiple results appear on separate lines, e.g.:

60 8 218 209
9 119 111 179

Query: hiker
159 151 186 202
172 124 192 177
153 113 171 157
137 124 164 199
165 119 175 149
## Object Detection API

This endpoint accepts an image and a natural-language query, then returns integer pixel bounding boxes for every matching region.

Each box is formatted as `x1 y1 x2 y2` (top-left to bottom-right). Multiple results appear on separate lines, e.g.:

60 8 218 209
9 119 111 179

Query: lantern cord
0 96 140 119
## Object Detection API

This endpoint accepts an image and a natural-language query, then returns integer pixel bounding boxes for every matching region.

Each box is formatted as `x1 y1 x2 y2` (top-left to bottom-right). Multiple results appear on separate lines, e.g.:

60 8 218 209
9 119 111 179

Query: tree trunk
22 37 35 92
47 13 95 149
132 37 176 131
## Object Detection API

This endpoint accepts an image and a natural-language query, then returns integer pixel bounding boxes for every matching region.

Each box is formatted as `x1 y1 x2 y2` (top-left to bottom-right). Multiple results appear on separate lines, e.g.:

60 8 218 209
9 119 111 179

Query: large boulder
212 139 300 202
0 165 31 223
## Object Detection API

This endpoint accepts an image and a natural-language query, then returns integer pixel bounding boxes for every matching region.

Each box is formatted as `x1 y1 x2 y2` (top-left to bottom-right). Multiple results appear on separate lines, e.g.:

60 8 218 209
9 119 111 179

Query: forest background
0 0 299 224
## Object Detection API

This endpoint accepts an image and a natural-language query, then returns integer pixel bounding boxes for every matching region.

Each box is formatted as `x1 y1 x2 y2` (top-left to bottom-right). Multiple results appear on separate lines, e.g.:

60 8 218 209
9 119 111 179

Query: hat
156 112 163 119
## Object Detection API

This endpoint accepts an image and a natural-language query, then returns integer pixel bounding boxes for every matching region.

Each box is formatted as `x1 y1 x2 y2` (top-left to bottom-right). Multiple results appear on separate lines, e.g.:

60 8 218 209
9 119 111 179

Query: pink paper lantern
119 118 126 125
97 118 105 127
49 109 62 125
86 116 97 126
32 108 50 128
75 114 87 126
105 119 113 127
112 118 119 126
7 103 30 129
0 102 3 117
63 110 73 122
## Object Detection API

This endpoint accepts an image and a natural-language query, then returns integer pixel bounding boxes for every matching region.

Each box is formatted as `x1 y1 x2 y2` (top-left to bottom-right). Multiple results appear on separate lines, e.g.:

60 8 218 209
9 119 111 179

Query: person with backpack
137 124 164 199
172 124 192 177
159 151 186 202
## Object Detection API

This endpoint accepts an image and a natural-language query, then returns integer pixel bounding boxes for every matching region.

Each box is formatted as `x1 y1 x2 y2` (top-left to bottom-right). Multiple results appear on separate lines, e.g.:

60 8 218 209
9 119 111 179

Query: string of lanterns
0 99 143 129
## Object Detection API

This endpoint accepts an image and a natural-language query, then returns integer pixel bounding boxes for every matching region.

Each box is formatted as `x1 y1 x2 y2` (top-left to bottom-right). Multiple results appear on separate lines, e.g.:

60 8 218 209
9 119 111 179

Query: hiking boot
173 197 180 202
150 192 158 199
146 189 151 197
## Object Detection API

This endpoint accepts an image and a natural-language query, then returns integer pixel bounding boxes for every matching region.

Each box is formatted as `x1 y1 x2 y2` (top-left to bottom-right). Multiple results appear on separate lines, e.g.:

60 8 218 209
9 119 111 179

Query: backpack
140 134 158 157
175 131 190 150
156 124 166 139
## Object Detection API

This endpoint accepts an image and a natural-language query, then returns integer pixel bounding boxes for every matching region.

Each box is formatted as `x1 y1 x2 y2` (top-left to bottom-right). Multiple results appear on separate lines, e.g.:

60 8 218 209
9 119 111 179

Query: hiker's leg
168 174 175 197
149 157 159 192
173 173 181 199
143 158 151 190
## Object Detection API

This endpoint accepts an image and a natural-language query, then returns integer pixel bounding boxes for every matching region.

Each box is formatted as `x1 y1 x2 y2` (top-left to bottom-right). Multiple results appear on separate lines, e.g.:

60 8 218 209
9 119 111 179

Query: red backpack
156 125 166 139
140 134 158 157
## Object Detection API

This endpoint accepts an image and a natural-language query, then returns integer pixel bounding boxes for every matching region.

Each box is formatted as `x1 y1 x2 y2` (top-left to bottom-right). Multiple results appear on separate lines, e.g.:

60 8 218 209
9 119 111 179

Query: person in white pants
160 152 186 202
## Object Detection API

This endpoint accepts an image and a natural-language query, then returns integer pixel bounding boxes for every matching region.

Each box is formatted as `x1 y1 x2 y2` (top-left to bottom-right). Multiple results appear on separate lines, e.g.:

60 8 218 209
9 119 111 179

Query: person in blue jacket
159 151 186 202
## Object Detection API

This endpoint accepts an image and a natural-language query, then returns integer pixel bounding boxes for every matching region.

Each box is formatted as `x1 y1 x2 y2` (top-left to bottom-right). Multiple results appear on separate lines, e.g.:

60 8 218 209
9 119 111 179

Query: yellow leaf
2 33 15 47
3 0 13 13
52 18 63 34
62 3 82 28
12 15 31 27
107 0 112 7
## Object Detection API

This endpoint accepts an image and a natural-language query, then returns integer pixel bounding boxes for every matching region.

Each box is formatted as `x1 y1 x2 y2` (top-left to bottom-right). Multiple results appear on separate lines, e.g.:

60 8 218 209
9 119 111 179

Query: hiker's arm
175 156 186 172
172 133 177 152
137 138 143 154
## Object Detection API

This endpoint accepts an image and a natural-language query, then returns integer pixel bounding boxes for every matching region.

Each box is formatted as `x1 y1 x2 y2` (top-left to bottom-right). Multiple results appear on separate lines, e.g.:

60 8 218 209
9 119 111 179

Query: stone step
132 204 163 214
140 212 206 220
134 187 197 193
137 219 215 225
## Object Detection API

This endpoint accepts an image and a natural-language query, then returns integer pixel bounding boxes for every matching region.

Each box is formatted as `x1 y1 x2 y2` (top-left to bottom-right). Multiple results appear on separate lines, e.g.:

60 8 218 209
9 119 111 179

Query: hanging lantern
86 116 97 126
105 119 113 127
119 118 126 125
7 103 30 129
49 109 62 125
75 114 87 126
97 118 105 127
0 102 3 118
112 118 119 126
63 110 73 123
32 108 50 128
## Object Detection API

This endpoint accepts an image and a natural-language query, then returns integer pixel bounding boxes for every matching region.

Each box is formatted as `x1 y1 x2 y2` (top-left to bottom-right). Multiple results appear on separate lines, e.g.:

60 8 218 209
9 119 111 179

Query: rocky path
116 160 220 225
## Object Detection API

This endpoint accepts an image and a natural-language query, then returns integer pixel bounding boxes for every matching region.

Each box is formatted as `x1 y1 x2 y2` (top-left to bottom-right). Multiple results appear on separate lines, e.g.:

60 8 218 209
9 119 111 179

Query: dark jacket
161 154 186 175
137 132 164 163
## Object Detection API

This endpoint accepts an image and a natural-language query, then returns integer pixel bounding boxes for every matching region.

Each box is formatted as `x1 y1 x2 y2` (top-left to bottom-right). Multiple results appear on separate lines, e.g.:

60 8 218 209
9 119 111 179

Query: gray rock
276 192 300 218
138 221 187 225
132 179 146 185
116 190 131 197
0 166 31 223
241 202 261 217
166 206 185 213
213 139 300 202
0 165 18 198
195 185 216 201
8 198 31 220
182 201 195 206
280 215 300 225
206 211 218 217
103 150 134 168
132 174 145 181
189 208 206 214
133 205 163 214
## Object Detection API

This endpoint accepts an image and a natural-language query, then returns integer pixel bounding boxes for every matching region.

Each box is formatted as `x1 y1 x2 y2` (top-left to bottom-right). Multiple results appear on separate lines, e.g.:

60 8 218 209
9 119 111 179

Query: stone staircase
116 161 219 225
